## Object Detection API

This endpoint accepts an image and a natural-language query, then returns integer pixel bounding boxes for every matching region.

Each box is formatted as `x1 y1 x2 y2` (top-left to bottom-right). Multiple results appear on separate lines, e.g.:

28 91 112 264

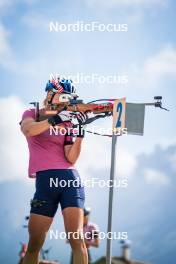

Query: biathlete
20 78 88 264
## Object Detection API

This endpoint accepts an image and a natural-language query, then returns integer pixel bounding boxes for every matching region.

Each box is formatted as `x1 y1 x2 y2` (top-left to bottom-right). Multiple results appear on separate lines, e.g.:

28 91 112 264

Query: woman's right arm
21 118 51 137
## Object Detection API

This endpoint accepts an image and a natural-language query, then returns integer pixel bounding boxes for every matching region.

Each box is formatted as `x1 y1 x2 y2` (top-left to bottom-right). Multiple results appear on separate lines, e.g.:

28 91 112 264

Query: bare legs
22 208 87 264
22 214 53 264
63 207 88 264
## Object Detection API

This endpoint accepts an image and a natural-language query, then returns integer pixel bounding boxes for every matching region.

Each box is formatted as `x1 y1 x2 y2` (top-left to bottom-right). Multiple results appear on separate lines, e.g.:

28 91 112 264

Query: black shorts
30 169 85 218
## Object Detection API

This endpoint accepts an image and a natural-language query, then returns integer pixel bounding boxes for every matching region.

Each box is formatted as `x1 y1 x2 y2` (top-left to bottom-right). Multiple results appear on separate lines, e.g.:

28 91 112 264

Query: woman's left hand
75 112 89 138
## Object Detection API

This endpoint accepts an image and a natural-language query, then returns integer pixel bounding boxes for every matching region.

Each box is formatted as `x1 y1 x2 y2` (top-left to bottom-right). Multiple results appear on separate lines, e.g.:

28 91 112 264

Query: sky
0 0 176 263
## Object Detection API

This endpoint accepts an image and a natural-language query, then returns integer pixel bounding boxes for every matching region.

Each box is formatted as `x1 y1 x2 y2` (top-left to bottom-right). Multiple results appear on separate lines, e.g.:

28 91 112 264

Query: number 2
116 102 122 128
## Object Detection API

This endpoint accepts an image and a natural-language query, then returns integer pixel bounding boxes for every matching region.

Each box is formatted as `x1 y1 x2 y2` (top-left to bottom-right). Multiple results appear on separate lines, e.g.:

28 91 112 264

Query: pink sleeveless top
21 109 75 177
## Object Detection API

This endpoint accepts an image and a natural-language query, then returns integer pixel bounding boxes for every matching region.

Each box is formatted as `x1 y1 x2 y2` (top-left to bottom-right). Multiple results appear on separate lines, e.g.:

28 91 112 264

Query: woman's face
52 93 60 104
46 91 60 104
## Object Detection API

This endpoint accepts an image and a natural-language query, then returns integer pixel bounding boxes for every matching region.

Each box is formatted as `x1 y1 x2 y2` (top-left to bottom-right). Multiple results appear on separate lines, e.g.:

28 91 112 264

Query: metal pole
106 134 118 264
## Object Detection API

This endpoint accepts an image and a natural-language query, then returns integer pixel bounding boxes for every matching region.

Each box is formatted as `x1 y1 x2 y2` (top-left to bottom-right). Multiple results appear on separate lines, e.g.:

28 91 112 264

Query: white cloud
77 135 137 179
76 135 110 179
85 0 167 9
168 153 176 171
143 45 176 82
0 23 16 70
130 45 176 91
144 168 170 185
116 148 137 177
0 96 28 182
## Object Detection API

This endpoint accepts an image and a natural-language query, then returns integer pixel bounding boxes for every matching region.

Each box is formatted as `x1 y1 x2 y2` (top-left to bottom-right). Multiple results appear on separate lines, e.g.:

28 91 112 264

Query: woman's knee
69 238 86 253
27 236 45 253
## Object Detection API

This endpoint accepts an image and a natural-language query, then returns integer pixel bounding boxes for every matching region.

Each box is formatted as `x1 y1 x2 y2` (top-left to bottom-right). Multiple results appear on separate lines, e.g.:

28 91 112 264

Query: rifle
30 95 169 136
31 93 114 124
